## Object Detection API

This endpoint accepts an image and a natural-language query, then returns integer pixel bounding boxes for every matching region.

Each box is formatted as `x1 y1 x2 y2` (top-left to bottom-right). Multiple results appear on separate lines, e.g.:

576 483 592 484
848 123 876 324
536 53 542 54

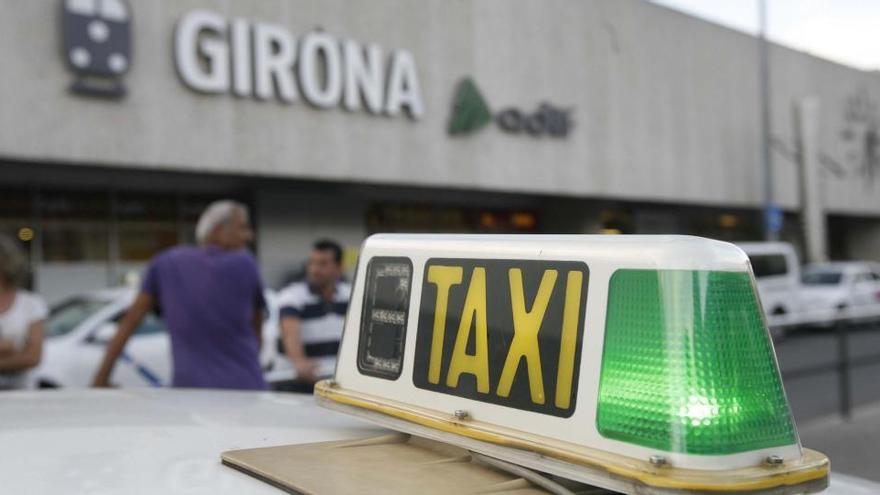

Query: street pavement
798 401 880 482
773 323 880 482
775 323 880 423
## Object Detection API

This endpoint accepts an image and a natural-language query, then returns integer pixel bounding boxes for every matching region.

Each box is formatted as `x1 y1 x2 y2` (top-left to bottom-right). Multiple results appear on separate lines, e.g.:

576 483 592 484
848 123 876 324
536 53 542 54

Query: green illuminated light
597 269 797 455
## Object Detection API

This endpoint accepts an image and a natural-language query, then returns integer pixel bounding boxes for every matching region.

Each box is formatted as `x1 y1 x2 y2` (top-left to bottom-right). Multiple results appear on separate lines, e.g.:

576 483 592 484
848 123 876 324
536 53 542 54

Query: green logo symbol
447 77 574 138
448 78 492 135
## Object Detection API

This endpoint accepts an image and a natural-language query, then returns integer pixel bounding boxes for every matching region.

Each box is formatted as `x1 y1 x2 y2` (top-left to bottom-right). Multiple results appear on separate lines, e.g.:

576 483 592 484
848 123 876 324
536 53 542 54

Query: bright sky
650 0 880 71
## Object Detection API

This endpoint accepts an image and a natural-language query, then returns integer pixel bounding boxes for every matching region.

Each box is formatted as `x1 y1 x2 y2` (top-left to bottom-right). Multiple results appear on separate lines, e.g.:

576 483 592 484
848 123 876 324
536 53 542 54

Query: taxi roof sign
313 234 828 493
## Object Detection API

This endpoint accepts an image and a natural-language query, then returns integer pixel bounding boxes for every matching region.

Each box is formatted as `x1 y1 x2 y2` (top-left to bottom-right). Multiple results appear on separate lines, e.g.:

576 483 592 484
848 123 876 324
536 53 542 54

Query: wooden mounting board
221 433 565 495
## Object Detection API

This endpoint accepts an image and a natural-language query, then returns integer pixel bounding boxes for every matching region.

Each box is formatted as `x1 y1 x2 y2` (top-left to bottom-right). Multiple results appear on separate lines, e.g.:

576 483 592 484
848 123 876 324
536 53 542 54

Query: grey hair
195 200 249 245
0 234 27 287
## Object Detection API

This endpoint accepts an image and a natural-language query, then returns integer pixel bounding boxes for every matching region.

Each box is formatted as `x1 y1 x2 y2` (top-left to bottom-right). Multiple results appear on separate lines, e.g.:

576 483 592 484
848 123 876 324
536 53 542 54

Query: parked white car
738 242 804 329
34 288 280 388
799 261 880 325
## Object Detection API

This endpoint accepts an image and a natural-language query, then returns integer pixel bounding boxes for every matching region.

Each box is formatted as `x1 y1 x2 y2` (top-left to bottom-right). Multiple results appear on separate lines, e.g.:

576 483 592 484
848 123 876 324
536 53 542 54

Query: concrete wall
0 0 878 215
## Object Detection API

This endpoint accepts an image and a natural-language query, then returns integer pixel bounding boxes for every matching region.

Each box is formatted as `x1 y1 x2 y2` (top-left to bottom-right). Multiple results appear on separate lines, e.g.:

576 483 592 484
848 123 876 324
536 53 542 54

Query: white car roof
0 389 875 494
736 241 796 255
69 286 136 302
0 389 381 494
805 261 880 274
61 287 278 304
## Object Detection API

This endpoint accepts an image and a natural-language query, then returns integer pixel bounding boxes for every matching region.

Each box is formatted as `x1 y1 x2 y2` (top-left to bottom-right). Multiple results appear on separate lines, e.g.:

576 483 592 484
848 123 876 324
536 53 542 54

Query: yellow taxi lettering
445 267 491 394
497 268 557 404
554 270 583 409
426 265 463 384
414 258 588 417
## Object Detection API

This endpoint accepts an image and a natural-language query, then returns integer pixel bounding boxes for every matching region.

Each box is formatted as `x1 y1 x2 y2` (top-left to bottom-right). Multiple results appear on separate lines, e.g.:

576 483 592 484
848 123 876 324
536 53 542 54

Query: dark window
749 254 788 278
39 191 110 262
117 193 179 261
0 189 35 288
112 310 167 336
0 189 32 219
802 271 843 286
47 298 108 337
134 313 167 336
367 204 539 234
41 225 109 262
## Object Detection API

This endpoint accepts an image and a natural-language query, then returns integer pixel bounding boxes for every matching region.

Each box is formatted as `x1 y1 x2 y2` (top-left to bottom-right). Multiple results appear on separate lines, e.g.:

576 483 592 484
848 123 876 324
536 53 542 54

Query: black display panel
357 257 413 379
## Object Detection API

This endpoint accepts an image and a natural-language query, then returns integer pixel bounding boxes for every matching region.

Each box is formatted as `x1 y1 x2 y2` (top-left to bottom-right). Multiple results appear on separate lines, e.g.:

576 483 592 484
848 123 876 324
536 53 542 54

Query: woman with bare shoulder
0 234 46 390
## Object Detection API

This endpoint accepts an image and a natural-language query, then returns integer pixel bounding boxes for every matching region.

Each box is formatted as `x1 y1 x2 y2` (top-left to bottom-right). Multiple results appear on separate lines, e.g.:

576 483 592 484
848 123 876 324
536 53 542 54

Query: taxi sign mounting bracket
314 381 829 495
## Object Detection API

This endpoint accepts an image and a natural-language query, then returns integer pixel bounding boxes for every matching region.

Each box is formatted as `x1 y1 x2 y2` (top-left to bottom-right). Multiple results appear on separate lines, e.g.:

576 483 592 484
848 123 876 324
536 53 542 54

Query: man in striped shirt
275 239 350 392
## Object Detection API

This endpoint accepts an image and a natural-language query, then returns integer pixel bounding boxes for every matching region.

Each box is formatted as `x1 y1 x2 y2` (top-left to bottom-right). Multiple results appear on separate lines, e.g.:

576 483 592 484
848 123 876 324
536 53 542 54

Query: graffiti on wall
841 88 880 184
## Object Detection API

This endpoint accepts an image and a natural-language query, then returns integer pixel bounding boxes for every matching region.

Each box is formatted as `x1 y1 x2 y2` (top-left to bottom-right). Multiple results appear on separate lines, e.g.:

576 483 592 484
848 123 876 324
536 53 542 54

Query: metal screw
649 455 667 467
765 455 784 466
453 410 469 420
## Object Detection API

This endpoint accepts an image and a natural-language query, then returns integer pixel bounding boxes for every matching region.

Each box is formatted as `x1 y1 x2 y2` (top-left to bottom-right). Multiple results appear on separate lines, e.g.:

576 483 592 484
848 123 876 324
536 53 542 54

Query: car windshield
47 298 109 337
802 271 843 286
749 254 788 278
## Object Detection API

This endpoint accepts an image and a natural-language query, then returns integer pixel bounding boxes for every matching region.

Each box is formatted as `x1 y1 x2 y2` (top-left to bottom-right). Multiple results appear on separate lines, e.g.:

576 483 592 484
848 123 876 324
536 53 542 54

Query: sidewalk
798 401 880 482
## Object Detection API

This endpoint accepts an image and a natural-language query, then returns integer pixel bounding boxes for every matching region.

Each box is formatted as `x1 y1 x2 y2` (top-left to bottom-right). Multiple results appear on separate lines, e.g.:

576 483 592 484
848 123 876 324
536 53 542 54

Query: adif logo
448 77 574 138
61 0 132 98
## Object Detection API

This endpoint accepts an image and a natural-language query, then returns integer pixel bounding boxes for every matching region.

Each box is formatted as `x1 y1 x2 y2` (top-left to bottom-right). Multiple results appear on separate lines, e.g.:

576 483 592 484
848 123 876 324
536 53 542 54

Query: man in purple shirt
93 200 267 390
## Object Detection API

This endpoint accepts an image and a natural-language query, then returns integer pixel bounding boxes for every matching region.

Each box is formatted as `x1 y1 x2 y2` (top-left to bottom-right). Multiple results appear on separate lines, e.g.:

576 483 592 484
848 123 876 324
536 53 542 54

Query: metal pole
108 190 119 287
836 318 852 421
30 187 42 292
759 0 777 241
795 98 827 263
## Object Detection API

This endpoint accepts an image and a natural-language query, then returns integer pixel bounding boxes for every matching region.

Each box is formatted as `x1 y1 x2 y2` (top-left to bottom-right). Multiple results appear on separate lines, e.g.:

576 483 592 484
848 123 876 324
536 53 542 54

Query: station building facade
1 0 879 302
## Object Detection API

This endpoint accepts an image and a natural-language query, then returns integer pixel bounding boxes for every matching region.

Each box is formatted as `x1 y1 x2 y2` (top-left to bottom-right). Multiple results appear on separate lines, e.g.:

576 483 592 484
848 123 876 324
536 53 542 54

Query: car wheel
768 307 788 342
